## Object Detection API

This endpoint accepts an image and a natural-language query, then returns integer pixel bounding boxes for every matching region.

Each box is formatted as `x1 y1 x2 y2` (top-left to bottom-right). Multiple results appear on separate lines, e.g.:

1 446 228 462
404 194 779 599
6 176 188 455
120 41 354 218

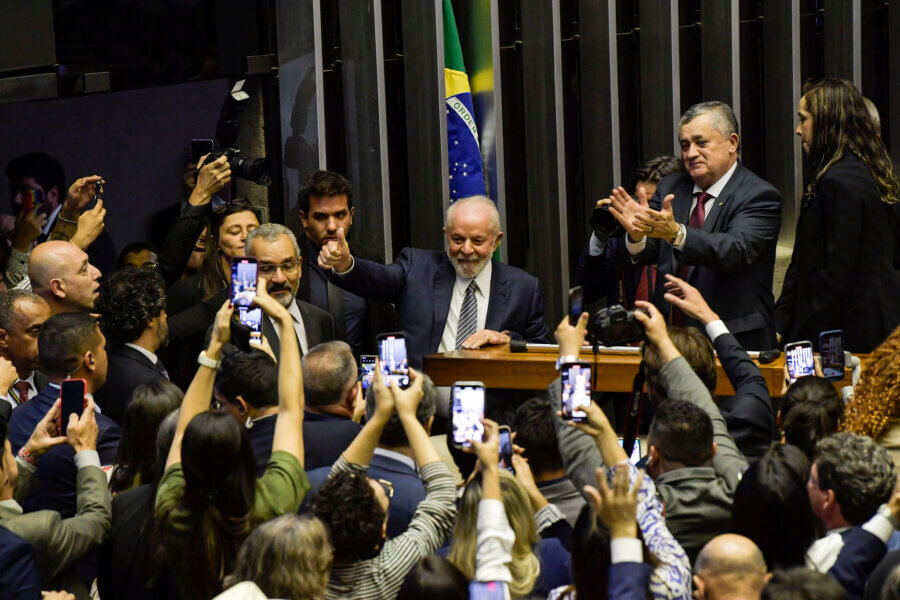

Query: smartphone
191 138 215 164
451 381 485 448
561 362 592 422
59 379 87 436
377 332 409 389
231 257 258 308
20 187 43 215
92 180 103 203
618 437 643 465
469 581 506 600
819 330 845 382
498 425 515 473
360 355 376 393
568 286 584 326
239 307 263 346
785 340 815 384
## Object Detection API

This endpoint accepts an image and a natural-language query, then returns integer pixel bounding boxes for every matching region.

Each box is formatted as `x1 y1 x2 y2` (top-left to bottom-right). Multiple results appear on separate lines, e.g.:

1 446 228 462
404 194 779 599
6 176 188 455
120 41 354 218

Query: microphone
509 341 560 352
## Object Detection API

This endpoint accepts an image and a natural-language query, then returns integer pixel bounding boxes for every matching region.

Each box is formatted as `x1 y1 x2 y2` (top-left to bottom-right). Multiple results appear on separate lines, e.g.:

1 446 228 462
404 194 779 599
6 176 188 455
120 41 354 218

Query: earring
245 416 254 430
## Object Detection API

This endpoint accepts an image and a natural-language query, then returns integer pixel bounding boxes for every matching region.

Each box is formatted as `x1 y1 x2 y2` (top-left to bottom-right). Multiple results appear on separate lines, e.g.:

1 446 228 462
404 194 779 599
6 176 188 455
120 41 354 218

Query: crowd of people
0 76 898 599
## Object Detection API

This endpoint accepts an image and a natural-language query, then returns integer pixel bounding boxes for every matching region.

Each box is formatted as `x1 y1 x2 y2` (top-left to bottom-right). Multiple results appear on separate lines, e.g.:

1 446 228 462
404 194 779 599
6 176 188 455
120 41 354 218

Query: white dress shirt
0 371 38 410
124 342 159 365
267 299 310 355
438 261 493 352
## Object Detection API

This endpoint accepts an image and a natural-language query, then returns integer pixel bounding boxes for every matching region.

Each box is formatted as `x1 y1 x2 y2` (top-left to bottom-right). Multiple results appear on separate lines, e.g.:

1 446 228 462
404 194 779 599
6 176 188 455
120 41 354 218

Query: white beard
448 251 490 279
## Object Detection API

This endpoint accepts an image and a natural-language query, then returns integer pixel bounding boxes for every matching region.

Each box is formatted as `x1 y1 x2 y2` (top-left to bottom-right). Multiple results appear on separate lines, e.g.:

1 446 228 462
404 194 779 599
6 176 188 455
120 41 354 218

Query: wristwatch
878 504 900 530
670 224 686 247
197 351 220 369
555 355 580 371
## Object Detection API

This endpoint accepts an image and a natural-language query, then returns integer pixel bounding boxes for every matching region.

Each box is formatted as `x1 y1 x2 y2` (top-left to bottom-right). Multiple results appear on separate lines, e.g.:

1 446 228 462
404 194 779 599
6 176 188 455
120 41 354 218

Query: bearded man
318 195 550 368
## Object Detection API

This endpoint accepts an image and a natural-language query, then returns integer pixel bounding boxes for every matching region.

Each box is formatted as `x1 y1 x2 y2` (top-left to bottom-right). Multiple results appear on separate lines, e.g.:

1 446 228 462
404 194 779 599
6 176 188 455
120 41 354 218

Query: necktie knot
697 191 711 206
14 380 30 404
466 280 480 295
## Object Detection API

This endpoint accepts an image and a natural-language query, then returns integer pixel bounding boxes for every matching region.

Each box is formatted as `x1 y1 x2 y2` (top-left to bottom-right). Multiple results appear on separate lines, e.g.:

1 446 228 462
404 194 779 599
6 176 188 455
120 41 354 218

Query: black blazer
247 411 360 475
776 154 900 353
619 163 782 350
95 345 168 426
223 296 336 356
326 247 551 368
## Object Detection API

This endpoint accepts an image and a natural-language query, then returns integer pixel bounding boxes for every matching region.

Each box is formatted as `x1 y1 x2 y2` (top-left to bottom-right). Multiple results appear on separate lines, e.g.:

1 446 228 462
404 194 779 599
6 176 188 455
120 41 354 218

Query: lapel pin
718 202 723 207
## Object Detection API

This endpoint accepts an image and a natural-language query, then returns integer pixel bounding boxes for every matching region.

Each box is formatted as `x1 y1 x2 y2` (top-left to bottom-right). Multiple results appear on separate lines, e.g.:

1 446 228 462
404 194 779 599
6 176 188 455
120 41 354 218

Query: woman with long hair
155 281 307 599
775 77 900 353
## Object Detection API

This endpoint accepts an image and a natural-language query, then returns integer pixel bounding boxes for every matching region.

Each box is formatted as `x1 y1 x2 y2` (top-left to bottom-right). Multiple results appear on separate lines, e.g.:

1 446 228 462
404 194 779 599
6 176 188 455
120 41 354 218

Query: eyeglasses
376 478 394 499
259 261 300 276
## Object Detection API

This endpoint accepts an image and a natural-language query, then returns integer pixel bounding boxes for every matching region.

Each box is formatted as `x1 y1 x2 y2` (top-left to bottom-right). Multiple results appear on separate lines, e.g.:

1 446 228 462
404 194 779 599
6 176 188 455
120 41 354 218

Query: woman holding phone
775 77 900 353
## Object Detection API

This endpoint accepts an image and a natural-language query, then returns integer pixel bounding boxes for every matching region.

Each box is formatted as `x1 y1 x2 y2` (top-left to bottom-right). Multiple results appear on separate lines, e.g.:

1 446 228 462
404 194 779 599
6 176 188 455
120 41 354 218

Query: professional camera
198 146 271 186
590 203 624 240
589 304 647 346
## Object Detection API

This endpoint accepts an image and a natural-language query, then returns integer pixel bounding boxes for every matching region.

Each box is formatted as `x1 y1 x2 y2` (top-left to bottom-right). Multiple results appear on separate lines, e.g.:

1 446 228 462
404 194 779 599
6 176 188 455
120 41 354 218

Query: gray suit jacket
551 356 747 564
0 463 111 598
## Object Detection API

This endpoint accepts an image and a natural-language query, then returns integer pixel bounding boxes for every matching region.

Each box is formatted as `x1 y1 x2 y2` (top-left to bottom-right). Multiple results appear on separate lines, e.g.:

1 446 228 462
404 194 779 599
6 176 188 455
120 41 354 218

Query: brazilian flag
444 0 486 201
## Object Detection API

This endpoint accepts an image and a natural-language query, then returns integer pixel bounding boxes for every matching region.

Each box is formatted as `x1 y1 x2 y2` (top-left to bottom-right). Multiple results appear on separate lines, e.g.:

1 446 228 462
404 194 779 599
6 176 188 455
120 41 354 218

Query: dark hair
5 152 65 195
38 312 102 377
398 556 468 600
117 242 159 269
365 373 437 447
178 412 258 598
0 418 8 457
0 289 43 331
215 350 278 409
96 267 167 347
780 377 844 460
629 155 684 193
110 381 183 494
299 170 353 214
569 504 612 600
312 470 386 563
761 567 845 600
642 327 717 397
302 341 357 407
200 197 260 300
813 432 895 525
732 443 816 570
512 398 564 477
649 399 714 466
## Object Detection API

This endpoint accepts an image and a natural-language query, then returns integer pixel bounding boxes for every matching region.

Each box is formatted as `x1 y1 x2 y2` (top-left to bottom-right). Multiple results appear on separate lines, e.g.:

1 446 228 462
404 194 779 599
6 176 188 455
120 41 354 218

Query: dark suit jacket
776 155 900 353
619 163 782 350
713 332 778 461
302 450 426 538
246 411 359 475
94 345 168 426
9 386 120 517
326 248 551 367
0 526 41 600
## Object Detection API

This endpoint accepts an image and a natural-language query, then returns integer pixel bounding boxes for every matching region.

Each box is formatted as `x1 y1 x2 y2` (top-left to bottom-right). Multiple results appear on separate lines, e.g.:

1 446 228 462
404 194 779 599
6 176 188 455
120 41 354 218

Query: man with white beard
318 195 550 368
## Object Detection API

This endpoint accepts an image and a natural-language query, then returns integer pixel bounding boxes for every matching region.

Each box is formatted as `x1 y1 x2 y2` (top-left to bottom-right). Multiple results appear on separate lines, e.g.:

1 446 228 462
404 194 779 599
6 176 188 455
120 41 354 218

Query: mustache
267 283 292 293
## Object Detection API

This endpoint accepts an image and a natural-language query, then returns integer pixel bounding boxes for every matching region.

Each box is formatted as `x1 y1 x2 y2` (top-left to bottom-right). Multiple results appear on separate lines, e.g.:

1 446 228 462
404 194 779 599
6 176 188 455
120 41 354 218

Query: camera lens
231 156 271 186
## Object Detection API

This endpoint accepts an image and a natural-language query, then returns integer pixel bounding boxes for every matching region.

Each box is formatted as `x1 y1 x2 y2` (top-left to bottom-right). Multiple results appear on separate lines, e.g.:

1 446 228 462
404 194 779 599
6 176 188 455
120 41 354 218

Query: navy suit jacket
327 248 551 367
246 411 360 476
0 525 41 600
94 345 168 426
8 385 120 517
618 163 782 350
302 450 426 538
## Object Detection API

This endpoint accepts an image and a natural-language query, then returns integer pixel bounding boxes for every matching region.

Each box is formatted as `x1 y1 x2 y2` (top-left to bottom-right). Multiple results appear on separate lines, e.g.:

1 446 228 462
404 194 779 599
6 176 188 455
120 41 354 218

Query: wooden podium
423 345 857 396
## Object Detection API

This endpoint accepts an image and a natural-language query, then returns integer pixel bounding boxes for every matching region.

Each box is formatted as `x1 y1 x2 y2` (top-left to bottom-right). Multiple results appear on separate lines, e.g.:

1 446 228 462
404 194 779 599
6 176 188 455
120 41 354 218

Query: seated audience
304 372 437 538
28 241 102 315
511 397 585 526
8 312 120 516
0 290 51 411
155 282 308 599
0 397 110 598
761 567 846 600
693 534 771 600
312 365 456 599
220 514 332 600
95 267 171 425
779 376 844 460
117 242 159 271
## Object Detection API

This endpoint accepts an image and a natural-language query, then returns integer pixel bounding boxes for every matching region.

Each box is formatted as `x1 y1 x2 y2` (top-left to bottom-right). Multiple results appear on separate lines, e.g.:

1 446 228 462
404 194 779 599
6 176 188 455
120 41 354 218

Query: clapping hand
584 463 642 539
608 185 652 242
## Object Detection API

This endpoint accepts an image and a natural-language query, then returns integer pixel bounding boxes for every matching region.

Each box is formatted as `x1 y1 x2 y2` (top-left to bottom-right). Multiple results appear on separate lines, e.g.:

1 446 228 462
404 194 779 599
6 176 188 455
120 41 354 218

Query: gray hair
246 223 301 260
679 101 741 153
445 195 501 234
302 340 357 407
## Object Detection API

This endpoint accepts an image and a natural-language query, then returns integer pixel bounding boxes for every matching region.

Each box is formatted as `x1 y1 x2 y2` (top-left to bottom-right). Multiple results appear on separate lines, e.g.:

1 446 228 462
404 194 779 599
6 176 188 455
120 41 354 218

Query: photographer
553 304 747 564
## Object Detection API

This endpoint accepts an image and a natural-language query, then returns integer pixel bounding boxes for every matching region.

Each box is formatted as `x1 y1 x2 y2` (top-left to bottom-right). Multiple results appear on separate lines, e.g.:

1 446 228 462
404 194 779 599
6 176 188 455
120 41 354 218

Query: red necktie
673 192 712 325
14 380 30 404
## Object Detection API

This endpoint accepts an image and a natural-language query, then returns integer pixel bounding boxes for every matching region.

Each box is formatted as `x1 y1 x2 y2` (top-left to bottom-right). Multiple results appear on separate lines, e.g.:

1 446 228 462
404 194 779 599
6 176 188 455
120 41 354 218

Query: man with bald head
319 195 550 367
27 241 102 315
694 534 770 600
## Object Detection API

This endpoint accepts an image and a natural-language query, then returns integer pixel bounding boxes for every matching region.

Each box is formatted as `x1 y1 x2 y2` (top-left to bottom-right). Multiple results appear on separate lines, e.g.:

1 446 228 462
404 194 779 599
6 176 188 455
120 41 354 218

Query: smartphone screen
191 138 215 164
561 362 592 421
819 330 845 382
469 581 506 600
618 437 642 465
785 341 815 384
239 307 263 346
498 427 514 473
59 379 86 436
377 333 409 388
451 382 485 448
360 355 376 392
20 187 43 215
231 257 258 308
568 286 584 326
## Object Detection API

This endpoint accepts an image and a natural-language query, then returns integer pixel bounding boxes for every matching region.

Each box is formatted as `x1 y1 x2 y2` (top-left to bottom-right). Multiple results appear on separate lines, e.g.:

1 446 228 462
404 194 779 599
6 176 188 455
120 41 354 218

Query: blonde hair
222 514 333 600
448 470 540 598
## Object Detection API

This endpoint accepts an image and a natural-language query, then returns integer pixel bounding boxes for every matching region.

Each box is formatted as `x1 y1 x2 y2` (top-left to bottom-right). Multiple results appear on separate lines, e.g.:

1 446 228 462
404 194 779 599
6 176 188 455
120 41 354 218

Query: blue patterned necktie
455 280 480 349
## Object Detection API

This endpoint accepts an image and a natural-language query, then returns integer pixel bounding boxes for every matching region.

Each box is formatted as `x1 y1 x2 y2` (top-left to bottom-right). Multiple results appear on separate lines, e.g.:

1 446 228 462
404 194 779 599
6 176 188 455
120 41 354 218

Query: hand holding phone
561 362 592 422
498 425 515 473
360 355 376 393
231 257 258 307
65 397 99 453
785 340 816 384
819 330 845 382
377 333 410 389
59 379 87 437
568 286 584 326
451 381 485 448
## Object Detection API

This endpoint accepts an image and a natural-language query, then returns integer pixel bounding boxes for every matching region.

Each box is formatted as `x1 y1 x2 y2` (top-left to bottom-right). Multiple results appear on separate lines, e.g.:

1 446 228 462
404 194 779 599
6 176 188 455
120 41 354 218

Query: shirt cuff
611 537 644 564
74 450 101 469
625 235 646 256
15 456 37 474
534 502 566 533
588 233 607 256
705 319 730 342
863 512 896 544
333 256 355 276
